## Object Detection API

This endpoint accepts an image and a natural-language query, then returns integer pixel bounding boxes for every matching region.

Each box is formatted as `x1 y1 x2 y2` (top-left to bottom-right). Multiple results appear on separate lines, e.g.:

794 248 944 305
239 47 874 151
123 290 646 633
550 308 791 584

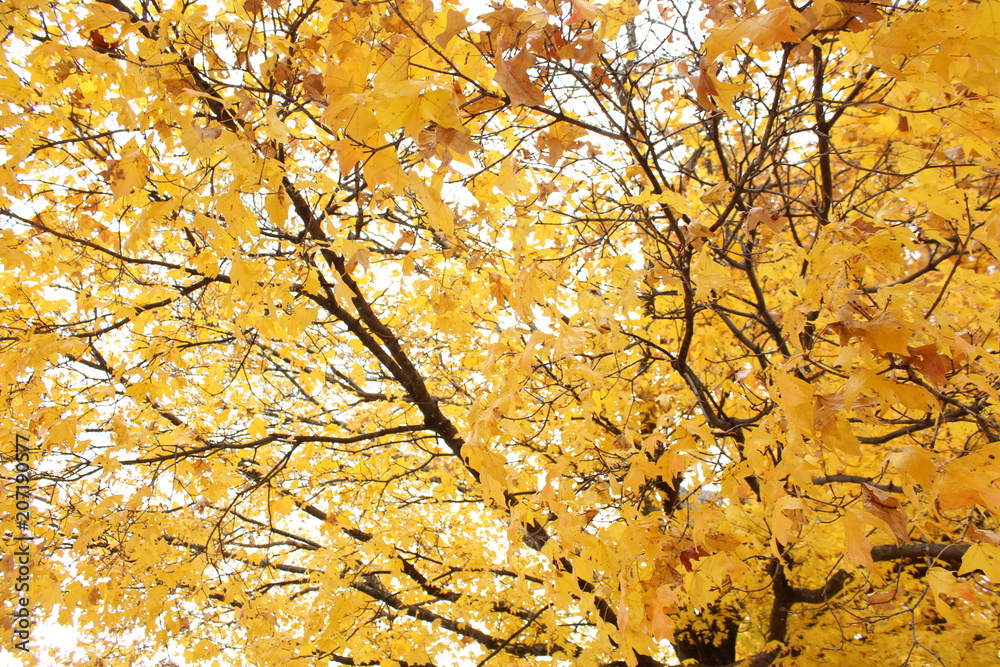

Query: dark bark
672 603 740 666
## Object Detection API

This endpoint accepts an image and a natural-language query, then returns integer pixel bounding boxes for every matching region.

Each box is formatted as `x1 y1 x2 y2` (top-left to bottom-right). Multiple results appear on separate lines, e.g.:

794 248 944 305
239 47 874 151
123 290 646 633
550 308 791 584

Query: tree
2 0 1000 664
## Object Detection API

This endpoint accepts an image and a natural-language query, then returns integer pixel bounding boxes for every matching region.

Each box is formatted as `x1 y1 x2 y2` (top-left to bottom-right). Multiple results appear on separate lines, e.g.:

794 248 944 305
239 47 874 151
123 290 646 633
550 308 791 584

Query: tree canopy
2 0 1000 664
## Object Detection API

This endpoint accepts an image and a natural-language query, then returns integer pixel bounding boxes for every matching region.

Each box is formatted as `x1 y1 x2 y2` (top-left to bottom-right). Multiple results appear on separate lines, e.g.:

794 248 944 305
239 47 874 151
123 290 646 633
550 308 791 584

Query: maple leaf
436 9 472 47
743 207 786 234
704 5 807 63
100 139 149 200
88 29 120 51
905 343 958 387
494 49 546 107
701 180 734 204
418 123 482 163
568 0 602 24
679 545 710 572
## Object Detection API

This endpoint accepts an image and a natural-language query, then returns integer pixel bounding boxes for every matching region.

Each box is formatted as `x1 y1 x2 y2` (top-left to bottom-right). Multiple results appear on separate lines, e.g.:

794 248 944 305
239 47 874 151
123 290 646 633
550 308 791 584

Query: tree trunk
672 604 740 666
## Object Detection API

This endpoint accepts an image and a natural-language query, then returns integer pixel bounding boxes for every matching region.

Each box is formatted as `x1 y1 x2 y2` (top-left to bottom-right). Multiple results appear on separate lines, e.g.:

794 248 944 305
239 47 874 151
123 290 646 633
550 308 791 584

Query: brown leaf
302 72 326 102
679 545 709 572
867 589 896 611
743 207 786 234
965 525 1000 546
494 49 545 107
942 145 965 162
841 1 884 30
273 61 293 85
867 590 896 605
194 124 222 141
89 30 119 51
861 483 909 543
613 432 632 450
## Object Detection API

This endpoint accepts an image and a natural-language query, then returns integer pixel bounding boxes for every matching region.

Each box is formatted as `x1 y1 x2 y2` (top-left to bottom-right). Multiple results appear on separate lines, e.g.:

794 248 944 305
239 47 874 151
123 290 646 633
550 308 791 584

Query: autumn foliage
2 0 1000 664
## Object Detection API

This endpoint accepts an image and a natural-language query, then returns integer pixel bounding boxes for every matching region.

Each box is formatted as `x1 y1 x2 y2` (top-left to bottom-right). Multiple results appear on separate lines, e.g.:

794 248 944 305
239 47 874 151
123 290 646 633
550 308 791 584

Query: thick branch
788 570 854 605
811 475 904 493
872 543 969 566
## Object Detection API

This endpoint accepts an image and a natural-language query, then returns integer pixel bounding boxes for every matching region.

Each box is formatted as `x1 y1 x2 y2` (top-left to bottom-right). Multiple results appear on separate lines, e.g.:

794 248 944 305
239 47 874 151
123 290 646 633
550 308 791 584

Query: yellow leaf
435 9 471 47
959 544 1000 582
248 415 268 439
890 446 936 486
102 138 148 201
265 188 289 231
701 180 733 204
265 104 290 142
772 368 814 434
772 495 808 545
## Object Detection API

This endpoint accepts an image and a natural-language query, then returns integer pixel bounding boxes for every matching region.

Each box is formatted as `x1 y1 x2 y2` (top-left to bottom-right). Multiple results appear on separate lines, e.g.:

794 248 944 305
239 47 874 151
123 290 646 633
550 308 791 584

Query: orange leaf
906 343 956 387
891 446 936 486
867 590 895 605
746 5 805 50
704 6 806 63
689 58 720 111
845 508 874 568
